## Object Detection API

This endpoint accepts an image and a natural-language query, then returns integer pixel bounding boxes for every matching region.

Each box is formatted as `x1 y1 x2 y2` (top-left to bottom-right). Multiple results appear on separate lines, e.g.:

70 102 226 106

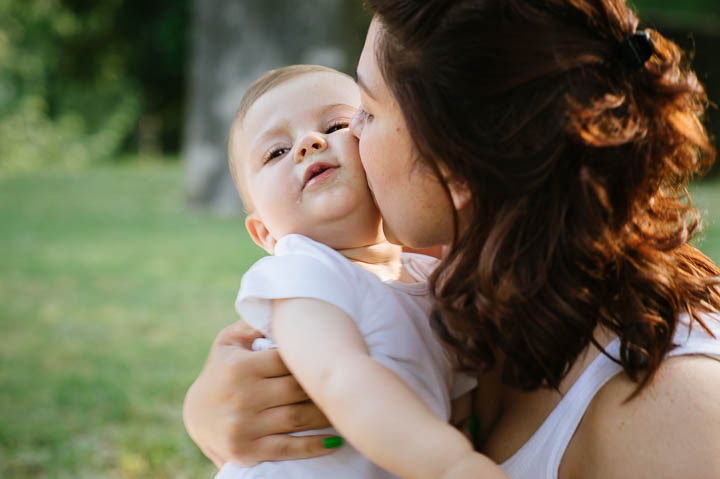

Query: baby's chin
316 230 385 251
297 218 384 251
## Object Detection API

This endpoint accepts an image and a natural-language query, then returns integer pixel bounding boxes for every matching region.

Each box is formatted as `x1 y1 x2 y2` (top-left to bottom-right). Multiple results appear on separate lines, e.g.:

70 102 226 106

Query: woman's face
350 19 456 249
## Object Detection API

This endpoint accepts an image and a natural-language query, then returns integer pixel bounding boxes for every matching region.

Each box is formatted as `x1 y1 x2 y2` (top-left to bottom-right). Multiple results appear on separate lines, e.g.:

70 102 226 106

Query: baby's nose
295 133 328 163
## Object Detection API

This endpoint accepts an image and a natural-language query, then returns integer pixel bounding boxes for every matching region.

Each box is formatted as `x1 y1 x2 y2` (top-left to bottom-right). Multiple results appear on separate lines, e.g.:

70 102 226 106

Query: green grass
0 163 265 478
0 163 718 478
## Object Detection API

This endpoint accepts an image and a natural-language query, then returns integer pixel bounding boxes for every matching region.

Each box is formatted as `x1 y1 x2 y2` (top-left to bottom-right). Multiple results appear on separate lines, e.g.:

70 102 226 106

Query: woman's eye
326 121 349 134
356 108 373 123
264 147 289 163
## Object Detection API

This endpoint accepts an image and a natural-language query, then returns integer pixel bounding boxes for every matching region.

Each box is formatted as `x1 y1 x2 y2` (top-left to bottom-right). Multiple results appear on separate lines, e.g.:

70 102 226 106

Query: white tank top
500 313 720 479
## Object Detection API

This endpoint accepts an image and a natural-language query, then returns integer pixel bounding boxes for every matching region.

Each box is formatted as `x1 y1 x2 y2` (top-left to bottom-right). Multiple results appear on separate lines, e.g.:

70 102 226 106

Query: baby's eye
326 121 350 134
264 147 289 163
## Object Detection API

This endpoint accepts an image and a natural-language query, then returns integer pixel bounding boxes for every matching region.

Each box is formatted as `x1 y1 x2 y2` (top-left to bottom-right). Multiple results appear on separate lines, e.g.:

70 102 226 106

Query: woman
184 1 720 477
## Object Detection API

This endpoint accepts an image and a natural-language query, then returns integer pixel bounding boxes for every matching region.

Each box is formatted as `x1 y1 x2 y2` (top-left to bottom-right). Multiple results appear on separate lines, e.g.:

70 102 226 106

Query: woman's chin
380 219 403 246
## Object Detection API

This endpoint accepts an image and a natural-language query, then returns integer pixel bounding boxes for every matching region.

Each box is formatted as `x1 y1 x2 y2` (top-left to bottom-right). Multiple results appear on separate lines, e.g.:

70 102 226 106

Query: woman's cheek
357 135 370 173
358 132 380 180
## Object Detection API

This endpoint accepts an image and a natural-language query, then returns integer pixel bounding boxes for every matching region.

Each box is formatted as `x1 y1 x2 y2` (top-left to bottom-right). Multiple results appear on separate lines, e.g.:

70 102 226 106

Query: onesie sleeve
450 372 478 399
235 252 360 338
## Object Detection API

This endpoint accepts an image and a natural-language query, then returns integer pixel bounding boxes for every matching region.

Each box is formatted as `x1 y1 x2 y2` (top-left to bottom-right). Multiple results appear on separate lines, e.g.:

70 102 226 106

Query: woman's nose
349 110 364 139
294 132 327 163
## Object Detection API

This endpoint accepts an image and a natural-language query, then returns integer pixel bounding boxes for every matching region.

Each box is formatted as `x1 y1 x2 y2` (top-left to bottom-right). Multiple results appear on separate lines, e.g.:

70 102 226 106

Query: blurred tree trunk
183 0 368 213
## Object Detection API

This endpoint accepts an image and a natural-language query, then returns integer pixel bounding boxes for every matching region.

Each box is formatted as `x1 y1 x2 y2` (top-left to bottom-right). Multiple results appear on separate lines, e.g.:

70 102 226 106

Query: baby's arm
272 298 507 479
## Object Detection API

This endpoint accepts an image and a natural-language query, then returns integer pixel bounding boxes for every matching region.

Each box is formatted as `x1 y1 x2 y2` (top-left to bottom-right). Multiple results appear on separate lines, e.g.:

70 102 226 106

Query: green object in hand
469 414 478 443
323 436 344 449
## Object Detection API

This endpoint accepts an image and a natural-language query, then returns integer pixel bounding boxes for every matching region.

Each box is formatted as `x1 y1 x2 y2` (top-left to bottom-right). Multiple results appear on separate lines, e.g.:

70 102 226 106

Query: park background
1 1 718 477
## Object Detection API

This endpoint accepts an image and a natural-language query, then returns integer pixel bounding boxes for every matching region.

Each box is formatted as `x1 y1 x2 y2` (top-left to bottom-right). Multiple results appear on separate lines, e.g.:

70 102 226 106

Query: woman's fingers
184 319 337 466
245 347 292 378
255 375 310 408
258 401 331 434
214 319 264 348
246 434 342 463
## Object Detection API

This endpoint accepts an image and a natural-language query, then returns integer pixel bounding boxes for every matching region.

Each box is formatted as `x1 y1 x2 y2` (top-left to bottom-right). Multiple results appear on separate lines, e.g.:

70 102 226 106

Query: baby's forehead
252 71 358 110
241 74 357 133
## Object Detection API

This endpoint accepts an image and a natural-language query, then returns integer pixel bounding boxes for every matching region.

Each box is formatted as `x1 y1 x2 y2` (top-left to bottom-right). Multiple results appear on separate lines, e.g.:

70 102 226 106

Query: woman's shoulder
565 353 720 479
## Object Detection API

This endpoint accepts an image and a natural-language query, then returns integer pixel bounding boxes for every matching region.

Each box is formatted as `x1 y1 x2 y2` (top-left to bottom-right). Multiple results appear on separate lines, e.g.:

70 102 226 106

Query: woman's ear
438 164 472 211
448 178 472 211
245 214 276 254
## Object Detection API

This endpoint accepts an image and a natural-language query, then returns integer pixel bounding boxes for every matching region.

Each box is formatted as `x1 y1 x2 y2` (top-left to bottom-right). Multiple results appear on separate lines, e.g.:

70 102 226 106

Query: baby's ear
245 214 276 254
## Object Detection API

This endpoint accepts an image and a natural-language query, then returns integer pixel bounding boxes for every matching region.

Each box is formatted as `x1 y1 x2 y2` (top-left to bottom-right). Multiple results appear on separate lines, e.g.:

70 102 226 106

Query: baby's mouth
303 162 339 189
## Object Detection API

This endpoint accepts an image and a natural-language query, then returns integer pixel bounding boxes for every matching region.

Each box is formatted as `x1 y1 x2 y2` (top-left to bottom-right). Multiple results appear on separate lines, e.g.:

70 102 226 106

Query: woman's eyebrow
354 71 377 101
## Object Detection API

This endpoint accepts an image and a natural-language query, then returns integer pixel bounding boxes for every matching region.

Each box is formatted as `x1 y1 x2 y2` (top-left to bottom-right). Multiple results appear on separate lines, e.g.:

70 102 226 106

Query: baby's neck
338 241 416 283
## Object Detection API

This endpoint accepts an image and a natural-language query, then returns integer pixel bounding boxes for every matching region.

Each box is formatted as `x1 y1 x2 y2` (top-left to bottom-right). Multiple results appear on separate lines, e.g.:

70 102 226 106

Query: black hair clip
619 30 655 70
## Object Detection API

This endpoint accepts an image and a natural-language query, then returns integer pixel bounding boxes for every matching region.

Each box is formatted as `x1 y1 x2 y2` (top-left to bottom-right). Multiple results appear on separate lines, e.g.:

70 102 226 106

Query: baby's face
232 72 382 252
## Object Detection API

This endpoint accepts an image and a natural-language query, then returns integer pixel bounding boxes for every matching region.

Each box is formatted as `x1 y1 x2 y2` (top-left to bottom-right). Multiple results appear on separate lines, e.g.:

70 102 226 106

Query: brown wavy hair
365 0 720 393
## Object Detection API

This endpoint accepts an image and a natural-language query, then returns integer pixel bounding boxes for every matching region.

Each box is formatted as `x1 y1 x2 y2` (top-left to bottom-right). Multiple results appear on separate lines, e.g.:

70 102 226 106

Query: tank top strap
500 340 625 478
668 313 720 359
544 340 625 477
501 312 720 479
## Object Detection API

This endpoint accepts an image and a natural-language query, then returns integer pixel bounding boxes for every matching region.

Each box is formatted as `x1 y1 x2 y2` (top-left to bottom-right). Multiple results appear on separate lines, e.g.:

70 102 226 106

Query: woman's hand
183 320 335 468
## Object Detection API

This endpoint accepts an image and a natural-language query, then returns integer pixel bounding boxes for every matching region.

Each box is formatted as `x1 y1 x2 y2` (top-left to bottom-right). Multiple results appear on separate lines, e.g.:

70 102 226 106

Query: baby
217 64 505 479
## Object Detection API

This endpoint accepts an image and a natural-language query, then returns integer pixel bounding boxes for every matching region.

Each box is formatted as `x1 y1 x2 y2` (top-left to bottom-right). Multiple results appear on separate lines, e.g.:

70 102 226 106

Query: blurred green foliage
0 0 188 177
0 0 717 178
633 0 720 14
